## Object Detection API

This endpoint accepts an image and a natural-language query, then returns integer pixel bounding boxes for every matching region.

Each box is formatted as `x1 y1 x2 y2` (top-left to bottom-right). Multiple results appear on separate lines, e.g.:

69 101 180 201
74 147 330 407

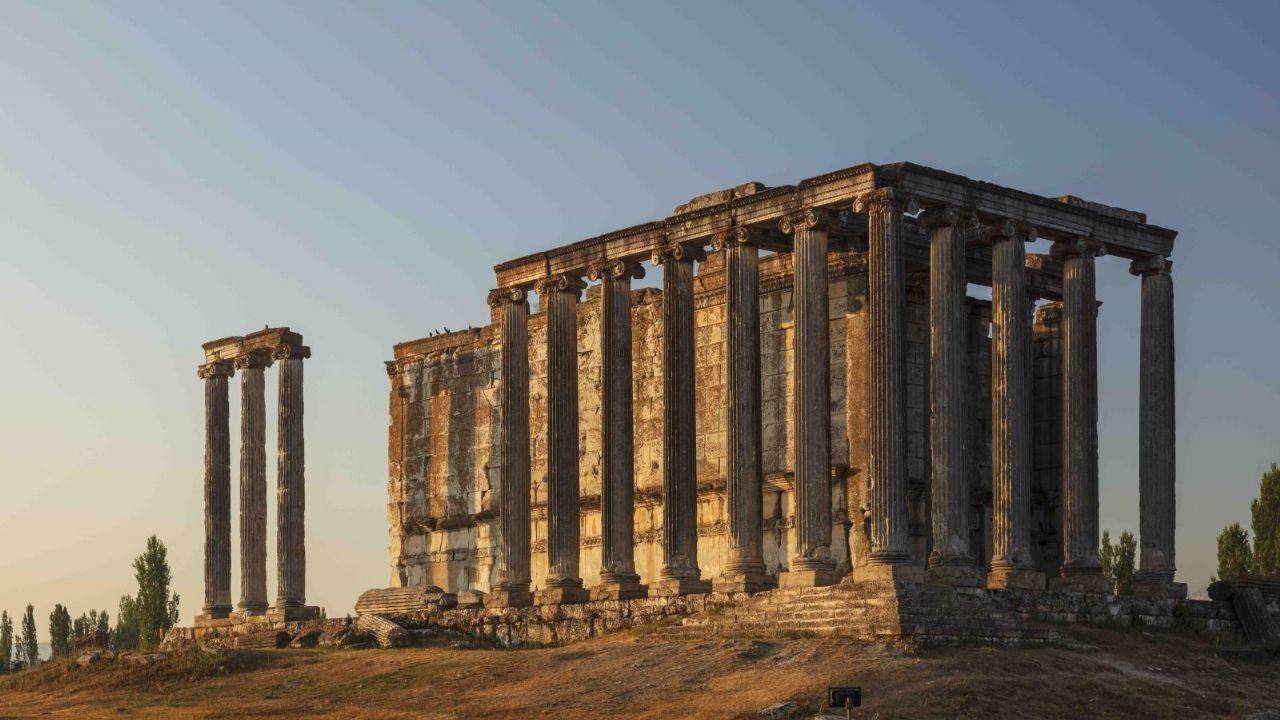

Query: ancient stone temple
384 162 1185 610
196 326 320 626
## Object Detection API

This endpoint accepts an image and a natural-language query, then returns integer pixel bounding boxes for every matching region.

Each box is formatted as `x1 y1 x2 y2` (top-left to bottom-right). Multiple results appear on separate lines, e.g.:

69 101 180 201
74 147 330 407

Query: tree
1216 522 1253 582
113 595 140 652
20 604 38 666
48 604 72 658
132 535 180 649
1099 530 1137 594
1251 464 1280 575
0 611 13 673
73 609 110 640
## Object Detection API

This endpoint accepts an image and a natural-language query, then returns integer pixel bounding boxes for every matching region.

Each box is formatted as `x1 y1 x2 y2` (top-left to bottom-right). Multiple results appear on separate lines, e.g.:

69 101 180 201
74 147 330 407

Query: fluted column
651 242 712 597
1050 238 1110 592
780 209 837 587
588 259 648 600
713 227 773 592
1131 256 1184 597
275 344 309 610
853 189 917 581
236 349 272 614
536 273 589 604
485 287 533 607
986 221 1044 589
921 207 980 586
199 360 234 619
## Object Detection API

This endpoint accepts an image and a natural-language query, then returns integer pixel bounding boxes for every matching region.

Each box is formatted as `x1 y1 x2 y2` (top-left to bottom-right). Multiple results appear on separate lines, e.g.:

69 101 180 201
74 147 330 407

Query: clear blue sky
2 1 1277 625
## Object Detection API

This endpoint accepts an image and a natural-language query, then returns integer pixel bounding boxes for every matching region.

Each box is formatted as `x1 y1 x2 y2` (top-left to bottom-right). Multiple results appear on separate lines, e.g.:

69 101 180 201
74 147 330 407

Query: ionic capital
651 242 707 266
486 286 528 308
854 187 919 215
917 205 961 231
197 360 235 380
710 226 773 252
1129 255 1172 277
272 344 311 361
384 360 400 378
234 348 274 371
779 207 839 235
586 258 646 283
1051 236 1106 261
533 273 588 299
979 219 1036 244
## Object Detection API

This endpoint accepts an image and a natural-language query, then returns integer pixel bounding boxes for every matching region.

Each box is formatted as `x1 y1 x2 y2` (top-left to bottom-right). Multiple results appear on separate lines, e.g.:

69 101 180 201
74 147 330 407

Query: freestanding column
1050 238 1111 592
275 344 310 611
780 209 837 588
1130 257 1185 598
986 221 1044 590
236 349 272 614
921 207 980 587
713 227 774 593
486 287 534 608
650 243 712 597
588 259 648 600
199 360 234 619
853 189 919 582
536 273 590 604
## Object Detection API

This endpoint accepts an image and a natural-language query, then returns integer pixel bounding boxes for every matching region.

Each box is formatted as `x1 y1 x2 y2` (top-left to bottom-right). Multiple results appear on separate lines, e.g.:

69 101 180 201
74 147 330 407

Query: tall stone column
780 209 837 588
588 259 648 600
199 360 234 620
713 227 774 593
921 207 980 587
853 189 920 582
275 344 310 611
236 349 272 614
536 273 590 604
986 221 1044 590
1130 257 1185 598
486 287 534 608
1050 238 1111 593
650 242 712 597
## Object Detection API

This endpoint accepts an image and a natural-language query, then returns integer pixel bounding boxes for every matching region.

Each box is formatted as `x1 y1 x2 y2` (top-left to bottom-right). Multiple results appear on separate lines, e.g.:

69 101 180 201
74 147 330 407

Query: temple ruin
382 161 1185 614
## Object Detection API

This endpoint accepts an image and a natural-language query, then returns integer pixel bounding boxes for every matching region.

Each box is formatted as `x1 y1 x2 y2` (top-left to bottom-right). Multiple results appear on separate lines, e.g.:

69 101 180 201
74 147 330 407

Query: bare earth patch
0 626 1276 719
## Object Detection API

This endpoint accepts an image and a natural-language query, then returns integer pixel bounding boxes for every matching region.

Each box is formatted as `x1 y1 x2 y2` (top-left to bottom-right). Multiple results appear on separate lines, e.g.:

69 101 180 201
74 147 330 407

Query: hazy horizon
2 1 1279 630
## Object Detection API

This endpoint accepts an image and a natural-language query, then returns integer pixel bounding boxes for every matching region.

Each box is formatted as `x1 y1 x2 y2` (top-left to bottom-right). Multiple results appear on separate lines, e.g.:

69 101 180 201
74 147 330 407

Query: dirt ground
1 625 1276 719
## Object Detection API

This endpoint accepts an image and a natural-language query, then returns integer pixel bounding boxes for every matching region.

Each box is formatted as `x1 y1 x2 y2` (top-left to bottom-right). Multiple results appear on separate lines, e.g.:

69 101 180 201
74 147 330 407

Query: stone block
590 581 649 601
926 565 984 588
986 568 1046 591
1132 577 1188 600
714 572 778 594
649 576 712 597
1048 573 1113 594
485 589 534 608
536 585 590 605
778 568 840 589
850 563 925 585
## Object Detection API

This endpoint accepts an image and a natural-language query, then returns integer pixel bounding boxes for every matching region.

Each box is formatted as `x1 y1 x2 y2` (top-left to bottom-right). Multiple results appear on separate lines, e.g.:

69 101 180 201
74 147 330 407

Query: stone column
275 344 310 611
199 360 234 619
780 209 838 588
236 349 272 614
921 207 980 587
1050 238 1111 592
650 242 712 597
1130 257 1185 598
588 259 648 600
853 189 920 582
486 287 534 608
713 227 774 593
536 273 590 604
986 221 1045 589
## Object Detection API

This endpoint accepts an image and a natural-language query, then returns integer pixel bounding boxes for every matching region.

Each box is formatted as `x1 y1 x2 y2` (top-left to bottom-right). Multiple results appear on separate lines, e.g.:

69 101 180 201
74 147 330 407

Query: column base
590 581 649 601
649 576 712 597
199 605 232 620
235 602 269 617
986 567 1046 591
850 563 924 585
779 567 840 589
455 590 485 608
1049 571 1113 594
925 564 983 588
267 605 322 622
536 585 590 605
713 572 777 594
484 589 533 608
1132 577 1188 599
194 613 235 629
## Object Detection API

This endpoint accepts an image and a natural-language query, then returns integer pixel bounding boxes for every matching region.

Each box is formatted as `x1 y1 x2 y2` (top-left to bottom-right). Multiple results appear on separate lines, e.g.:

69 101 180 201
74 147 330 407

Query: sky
1 1 1278 627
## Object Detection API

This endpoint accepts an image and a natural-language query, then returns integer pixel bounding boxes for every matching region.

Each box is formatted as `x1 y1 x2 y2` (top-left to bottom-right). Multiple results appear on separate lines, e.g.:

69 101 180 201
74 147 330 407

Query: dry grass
0 625 1275 719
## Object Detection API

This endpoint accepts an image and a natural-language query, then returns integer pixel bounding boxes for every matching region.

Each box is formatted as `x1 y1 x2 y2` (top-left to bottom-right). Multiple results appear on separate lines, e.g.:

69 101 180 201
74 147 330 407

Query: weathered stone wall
386 249 999 593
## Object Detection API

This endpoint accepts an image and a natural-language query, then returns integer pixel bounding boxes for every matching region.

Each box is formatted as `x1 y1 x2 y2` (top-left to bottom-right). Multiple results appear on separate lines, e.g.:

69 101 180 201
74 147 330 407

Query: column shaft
491 289 532 595
1133 258 1176 581
200 361 233 618
275 345 308 608
237 352 270 613
540 274 586 591
925 209 972 569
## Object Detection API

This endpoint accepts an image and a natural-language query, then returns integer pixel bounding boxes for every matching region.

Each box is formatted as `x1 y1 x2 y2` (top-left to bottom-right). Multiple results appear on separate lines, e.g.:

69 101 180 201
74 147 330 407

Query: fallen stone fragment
758 700 803 718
